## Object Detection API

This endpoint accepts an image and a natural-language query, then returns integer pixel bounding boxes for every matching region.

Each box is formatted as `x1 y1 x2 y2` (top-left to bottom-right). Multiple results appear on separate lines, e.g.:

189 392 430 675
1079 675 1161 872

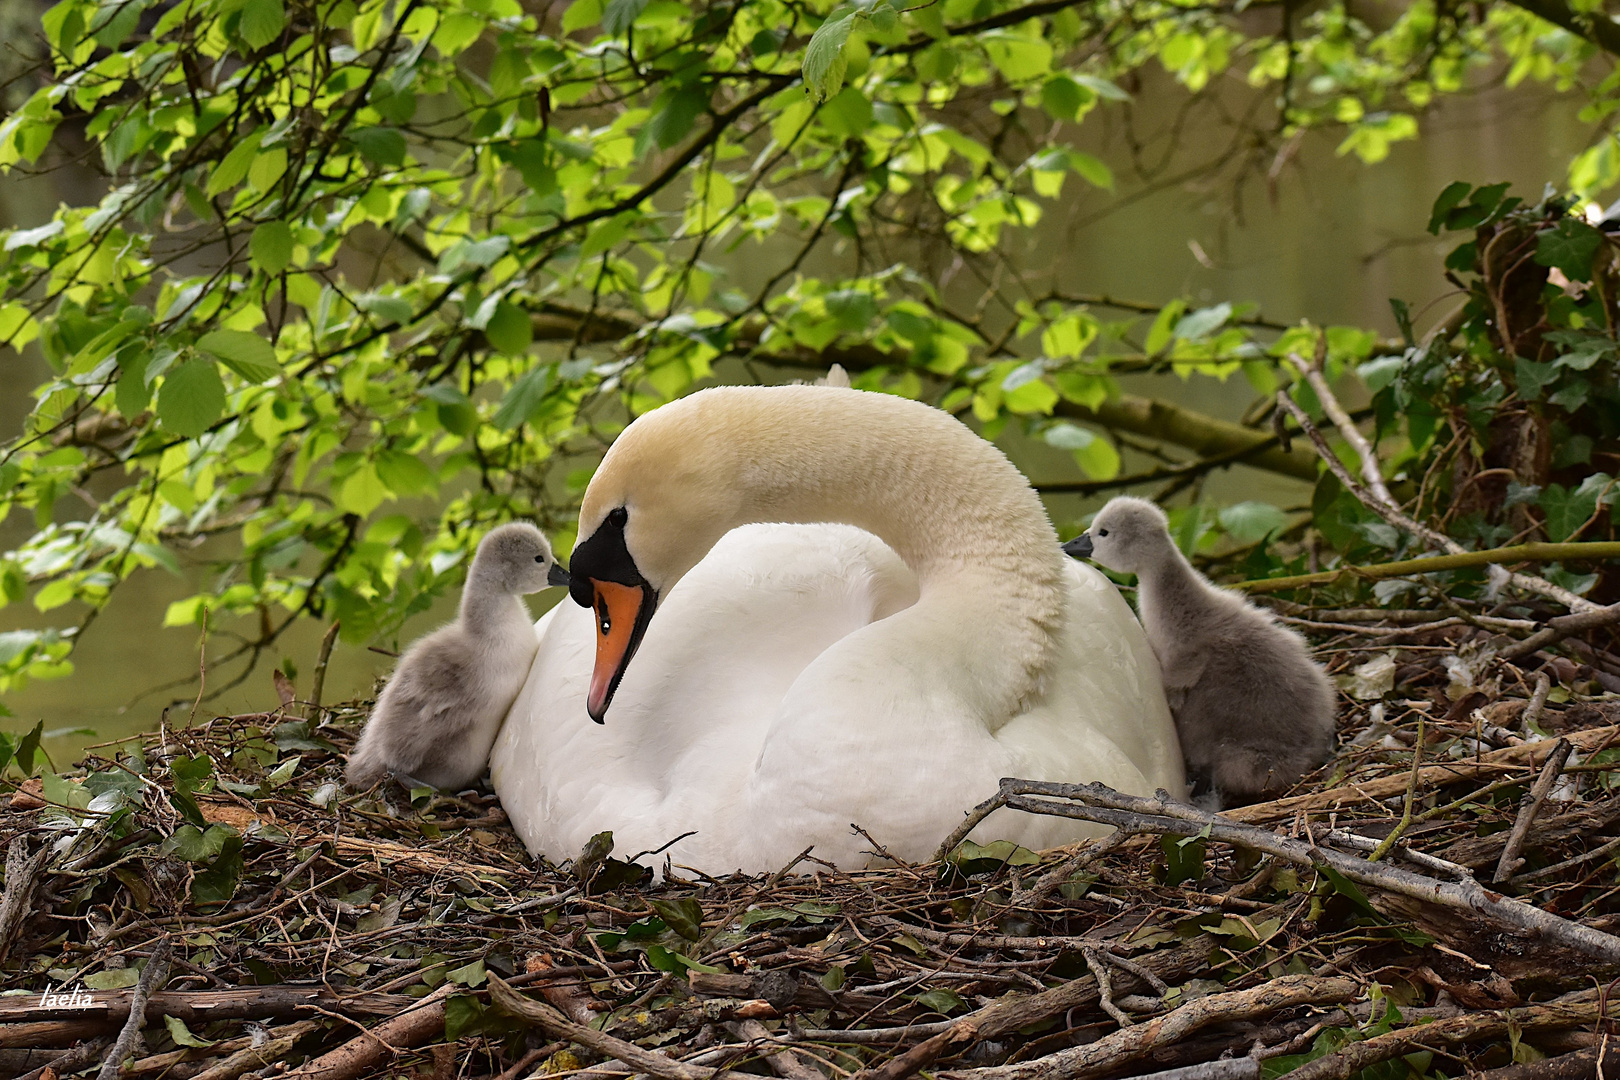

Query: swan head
566 397 749 722
1064 496 1172 574
471 522 571 594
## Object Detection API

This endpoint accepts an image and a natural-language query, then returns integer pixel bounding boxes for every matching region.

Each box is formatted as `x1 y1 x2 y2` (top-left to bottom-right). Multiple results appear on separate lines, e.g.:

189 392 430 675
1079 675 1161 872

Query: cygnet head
1063 496 1175 575
469 522 571 595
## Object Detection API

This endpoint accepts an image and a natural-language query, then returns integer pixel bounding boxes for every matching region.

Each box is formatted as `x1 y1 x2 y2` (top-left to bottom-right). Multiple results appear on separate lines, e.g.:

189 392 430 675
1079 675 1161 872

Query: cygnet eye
533 554 545 563
1098 528 1110 537
607 506 628 527
597 597 611 636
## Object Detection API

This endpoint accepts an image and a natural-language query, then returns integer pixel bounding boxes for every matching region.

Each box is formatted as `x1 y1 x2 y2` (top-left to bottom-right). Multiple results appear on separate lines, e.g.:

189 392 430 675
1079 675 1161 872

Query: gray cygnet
1064 497 1336 807
346 522 569 792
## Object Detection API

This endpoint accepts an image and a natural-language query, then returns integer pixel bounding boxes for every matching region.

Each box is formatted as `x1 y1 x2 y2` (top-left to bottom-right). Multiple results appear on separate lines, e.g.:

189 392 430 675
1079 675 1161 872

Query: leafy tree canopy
0 0 1616 697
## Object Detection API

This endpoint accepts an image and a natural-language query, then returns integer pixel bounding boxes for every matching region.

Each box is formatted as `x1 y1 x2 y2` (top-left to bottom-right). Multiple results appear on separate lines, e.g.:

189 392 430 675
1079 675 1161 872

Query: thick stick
1501 604 1620 662
1281 996 1601 1080
0 986 419 1025
733 1019 823 1080
941 975 1359 1080
16 1036 113 1080
0 837 54 967
1126 1062 1260 1080
488 973 717 1080
846 943 1206 1080
123 1020 321 1078
1224 725 1619 823
1237 543 1620 595
996 779 1620 963
96 941 171 1080
1494 738 1574 882
1477 1042 1620 1080
308 619 341 717
281 983 452 1080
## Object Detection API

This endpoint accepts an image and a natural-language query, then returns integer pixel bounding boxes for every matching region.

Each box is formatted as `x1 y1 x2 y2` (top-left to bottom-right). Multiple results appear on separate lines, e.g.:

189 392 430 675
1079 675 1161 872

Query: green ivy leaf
648 896 704 941
156 359 227 437
1534 218 1604 282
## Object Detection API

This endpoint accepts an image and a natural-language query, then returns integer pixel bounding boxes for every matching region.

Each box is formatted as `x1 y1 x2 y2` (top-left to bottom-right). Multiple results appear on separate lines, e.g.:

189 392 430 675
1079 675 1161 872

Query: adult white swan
489 385 1183 873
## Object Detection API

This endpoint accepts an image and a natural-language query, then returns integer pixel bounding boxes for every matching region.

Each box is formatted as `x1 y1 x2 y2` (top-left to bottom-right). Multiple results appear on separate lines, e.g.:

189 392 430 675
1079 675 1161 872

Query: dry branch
1494 738 1574 882
991 779 1620 963
281 984 452 1080
0 986 419 1025
1281 995 1603 1080
1224 725 1619 823
1237 543 1620 595
941 975 1358 1080
488 973 718 1080
95 941 170 1080
0 837 54 967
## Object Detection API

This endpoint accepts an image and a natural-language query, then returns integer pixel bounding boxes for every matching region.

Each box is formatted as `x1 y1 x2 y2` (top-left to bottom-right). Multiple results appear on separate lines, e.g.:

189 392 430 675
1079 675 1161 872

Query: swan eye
1098 528 1109 537
597 598 611 636
607 507 628 527
534 555 545 563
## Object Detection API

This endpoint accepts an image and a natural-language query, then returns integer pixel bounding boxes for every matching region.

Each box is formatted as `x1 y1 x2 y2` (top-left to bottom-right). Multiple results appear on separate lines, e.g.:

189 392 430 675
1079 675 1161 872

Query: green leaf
157 359 227 437
190 834 244 908
238 0 285 50
165 1015 217 1048
447 959 487 987
1514 357 1558 401
1540 481 1602 542
1534 218 1604 282
1426 180 1471 234
644 86 708 150
821 87 873 139
13 720 43 775
338 465 390 516
493 365 554 430
602 0 648 34
804 10 857 102
250 221 293 274
198 330 279 382
84 967 142 990
160 823 237 862
648 896 704 941
1040 76 1085 121
444 995 485 1041
1218 501 1289 543
351 127 406 168
485 301 533 355
1066 150 1113 189
1317 864 1379 918
913 988 966 1015
1160 831 1207 886
206 130 264 196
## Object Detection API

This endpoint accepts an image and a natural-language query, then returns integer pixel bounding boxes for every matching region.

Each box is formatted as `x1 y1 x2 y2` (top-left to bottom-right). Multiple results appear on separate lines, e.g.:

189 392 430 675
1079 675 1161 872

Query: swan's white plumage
490 385 1184 874
491 526 1181 874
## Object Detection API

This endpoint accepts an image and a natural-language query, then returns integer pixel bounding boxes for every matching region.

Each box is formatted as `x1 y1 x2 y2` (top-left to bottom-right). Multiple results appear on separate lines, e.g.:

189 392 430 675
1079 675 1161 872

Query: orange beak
587 579 656 723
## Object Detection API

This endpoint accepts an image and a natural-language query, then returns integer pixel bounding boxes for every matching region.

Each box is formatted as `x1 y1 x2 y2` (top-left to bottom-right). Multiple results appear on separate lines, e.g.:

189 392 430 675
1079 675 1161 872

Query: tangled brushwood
4 610 1620 1080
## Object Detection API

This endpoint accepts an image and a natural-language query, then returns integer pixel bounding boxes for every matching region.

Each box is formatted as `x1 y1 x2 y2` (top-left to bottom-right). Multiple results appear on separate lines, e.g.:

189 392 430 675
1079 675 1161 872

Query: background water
0 67 1591 763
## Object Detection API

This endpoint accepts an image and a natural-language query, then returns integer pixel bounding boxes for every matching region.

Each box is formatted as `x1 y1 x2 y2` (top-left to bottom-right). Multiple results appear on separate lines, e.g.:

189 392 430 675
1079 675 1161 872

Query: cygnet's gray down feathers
345 522 565 792
1068 497 1336 805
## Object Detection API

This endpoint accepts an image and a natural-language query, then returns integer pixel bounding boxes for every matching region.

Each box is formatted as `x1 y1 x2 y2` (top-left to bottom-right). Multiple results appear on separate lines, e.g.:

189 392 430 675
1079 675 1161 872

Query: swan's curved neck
612 388 1071 709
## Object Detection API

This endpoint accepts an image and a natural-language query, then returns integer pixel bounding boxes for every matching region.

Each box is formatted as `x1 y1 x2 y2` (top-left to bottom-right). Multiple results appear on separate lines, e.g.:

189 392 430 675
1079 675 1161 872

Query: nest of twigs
5 608 1620 1080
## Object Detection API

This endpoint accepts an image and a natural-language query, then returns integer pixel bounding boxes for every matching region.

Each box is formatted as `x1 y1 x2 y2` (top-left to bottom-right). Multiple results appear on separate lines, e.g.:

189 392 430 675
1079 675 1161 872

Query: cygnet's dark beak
1063 533 1094 560
547 562 572 588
